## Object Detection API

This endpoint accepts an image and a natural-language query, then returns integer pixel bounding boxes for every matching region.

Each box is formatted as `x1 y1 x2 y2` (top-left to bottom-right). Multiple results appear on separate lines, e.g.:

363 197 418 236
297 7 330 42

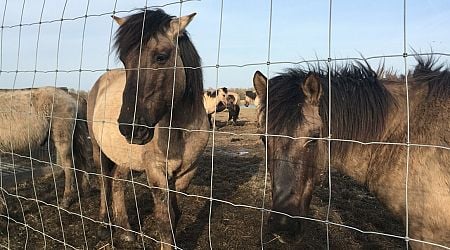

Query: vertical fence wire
95 0 119 248
47 0 70 247
0 0 11 248
208 0 225 249
27 0 48 247
70 0 90 248
126 1 149 248
0 0 449 249
326 0 333 249
402 0 411 248
8 0 30 248
260 0 273 248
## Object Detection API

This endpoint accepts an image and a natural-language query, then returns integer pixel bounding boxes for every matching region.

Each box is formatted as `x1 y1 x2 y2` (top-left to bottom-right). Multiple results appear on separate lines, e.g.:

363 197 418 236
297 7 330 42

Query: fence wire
0 0 449 249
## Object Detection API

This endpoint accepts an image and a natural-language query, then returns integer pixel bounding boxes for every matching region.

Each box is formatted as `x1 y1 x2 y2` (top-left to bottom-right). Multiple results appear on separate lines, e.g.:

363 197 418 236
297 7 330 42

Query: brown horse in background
0 87 91 209
216 94 240 126
254 57 450 249
87 9 208 249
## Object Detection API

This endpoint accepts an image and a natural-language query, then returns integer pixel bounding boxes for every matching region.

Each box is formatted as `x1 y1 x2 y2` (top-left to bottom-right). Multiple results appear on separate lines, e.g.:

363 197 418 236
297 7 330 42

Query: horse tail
72 96 93 191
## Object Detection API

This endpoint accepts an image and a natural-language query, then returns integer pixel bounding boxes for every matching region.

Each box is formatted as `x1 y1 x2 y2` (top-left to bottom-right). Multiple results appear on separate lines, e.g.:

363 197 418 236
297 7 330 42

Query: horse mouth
268 216 304 244
125 127 155 145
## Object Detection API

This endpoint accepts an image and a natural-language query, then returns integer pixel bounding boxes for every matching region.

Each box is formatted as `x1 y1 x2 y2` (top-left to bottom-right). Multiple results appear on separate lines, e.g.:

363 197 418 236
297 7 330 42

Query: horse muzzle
268 213 304 244
118 122 155 145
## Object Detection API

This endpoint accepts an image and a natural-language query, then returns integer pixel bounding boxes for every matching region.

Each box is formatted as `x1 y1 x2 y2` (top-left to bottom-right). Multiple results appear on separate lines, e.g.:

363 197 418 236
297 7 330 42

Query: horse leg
172 167 198 225
208 113 213 129
53 139 77 209
147 171 177 250
110 166 134 242
233 105 240 125
227 109 233 125
92 143 114 239
78 171 91 195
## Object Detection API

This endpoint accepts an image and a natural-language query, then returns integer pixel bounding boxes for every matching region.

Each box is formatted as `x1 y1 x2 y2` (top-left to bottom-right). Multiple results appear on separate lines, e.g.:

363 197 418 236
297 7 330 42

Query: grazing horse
203 87 228 128
87 9 209 249
0 87 91 208
253 57 450 249
216 94 240 126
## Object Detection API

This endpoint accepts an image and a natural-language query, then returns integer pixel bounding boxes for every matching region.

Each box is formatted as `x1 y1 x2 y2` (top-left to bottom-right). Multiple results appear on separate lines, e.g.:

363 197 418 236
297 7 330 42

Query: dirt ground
0 107 406 249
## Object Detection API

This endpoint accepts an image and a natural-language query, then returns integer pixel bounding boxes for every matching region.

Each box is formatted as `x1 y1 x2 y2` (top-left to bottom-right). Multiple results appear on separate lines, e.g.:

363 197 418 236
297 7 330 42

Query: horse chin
126 127 155 145
269 216 304 244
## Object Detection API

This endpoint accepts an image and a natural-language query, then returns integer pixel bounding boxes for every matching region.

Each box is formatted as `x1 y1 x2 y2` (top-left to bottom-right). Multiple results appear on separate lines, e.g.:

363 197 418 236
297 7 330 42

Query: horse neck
203 94 218 113
322 81 407 184
160 95 205 130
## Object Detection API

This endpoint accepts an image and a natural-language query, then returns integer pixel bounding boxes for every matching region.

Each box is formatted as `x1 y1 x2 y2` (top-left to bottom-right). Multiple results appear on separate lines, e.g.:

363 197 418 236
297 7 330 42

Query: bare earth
0 107 406 249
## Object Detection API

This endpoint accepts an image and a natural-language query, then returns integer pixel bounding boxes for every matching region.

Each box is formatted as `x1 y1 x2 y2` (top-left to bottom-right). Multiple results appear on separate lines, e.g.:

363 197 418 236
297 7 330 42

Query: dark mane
263 63 393 148
245 91 257 100
412 56 450 100
206 87 227 97
114 9 203 111
261 68 309 134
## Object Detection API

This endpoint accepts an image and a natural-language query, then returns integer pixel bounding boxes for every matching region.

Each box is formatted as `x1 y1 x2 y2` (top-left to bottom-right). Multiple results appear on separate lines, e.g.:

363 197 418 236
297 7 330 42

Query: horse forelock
261 68 310 135
245 91 257 100
114 8 204 112
114 9 173 60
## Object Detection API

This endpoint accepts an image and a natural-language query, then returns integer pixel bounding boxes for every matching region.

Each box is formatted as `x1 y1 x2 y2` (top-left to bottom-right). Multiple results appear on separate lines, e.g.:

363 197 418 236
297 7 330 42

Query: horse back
0 87 77 152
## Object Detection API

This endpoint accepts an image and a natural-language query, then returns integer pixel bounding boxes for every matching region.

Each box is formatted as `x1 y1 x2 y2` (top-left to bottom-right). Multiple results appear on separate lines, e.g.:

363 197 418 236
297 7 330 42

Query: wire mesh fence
0 0 449 249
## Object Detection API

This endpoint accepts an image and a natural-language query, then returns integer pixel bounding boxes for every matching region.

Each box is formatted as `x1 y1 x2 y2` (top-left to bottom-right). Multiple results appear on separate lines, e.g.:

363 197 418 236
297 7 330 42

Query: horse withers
87 9 209 249
0 87 92 209
253 58 450 249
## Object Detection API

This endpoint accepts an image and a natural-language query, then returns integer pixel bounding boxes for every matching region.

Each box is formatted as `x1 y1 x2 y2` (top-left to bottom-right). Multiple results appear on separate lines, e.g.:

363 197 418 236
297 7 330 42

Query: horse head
254 71 325 243
114 9 197 145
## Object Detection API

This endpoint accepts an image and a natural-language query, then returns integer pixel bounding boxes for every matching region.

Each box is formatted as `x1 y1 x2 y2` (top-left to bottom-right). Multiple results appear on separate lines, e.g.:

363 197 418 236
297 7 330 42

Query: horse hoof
119 232 135 242
97 225 111 240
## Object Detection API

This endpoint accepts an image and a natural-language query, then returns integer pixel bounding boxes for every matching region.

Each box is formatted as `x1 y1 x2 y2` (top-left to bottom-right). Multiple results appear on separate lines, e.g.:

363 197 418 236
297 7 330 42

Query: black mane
114 9 203 111
245 91 257 100
206 87 227 97
263 63 393 148
412 56 450 100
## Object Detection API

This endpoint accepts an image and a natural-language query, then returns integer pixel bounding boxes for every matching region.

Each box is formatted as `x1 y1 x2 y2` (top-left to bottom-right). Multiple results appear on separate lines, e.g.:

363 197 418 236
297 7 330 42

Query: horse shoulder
90 70 147 169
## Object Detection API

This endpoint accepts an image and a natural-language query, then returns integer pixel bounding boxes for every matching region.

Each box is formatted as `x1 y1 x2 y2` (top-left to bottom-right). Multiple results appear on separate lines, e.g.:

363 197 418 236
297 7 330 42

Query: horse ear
111 15 126 26
302 73 322 106
168 13 197 39
253 71 267 98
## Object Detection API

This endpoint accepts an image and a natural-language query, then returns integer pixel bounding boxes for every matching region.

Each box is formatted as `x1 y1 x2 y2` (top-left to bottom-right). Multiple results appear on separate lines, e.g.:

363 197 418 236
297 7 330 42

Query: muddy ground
0 107 406 249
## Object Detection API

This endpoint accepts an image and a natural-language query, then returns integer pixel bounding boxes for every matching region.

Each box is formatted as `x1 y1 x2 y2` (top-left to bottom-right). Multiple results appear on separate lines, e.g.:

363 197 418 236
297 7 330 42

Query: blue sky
0 0 449 90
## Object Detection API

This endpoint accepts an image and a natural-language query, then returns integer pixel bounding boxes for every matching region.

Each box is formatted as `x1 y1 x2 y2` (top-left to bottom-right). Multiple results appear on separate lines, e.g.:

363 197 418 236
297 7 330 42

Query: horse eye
155 53 168 63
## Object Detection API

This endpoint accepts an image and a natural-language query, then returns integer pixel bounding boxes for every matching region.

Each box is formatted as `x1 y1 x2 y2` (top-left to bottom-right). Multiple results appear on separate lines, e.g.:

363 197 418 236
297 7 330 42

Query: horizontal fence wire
0 0 449 249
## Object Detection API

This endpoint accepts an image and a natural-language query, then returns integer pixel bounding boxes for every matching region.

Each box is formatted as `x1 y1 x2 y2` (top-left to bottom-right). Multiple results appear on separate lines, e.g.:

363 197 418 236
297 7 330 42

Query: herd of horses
0 9 449 250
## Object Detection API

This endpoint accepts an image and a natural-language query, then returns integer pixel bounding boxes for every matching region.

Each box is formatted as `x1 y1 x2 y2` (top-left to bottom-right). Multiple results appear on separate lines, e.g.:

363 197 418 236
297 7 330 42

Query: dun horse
87 9 209 249
0 87 91 209
244 90 260 107
203 87 228 128
244 90 261 127
253 58 450 249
